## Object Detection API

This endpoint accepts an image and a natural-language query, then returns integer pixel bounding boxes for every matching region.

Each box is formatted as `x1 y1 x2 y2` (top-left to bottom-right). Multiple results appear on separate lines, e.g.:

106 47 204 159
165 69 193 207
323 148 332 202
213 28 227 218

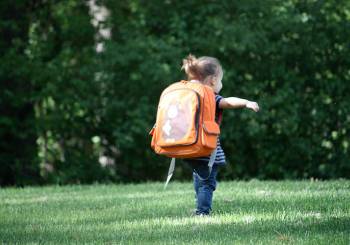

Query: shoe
195 212 209 217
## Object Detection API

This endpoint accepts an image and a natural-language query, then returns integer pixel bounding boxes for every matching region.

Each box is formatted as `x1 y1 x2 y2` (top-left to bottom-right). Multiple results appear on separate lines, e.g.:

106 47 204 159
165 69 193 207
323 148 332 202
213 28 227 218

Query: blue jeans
187 160 219 215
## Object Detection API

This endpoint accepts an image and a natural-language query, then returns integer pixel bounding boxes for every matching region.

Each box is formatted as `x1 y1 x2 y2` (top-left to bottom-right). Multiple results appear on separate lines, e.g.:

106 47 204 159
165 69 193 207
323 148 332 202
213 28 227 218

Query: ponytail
181 54 222 83
181 54 200 80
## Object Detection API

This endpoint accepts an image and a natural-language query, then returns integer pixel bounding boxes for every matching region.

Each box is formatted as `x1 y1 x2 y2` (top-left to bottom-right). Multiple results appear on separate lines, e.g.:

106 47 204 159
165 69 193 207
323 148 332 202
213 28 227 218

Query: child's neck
190 79 215 91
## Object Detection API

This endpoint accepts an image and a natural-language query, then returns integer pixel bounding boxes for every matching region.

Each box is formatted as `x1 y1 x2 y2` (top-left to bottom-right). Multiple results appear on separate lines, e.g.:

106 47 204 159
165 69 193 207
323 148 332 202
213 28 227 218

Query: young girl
182 55 259 216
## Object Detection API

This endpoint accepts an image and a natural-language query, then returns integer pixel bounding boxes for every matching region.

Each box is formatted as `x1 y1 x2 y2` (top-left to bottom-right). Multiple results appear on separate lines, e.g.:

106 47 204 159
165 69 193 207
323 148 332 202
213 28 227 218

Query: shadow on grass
1 182 349 243
1 215 349 244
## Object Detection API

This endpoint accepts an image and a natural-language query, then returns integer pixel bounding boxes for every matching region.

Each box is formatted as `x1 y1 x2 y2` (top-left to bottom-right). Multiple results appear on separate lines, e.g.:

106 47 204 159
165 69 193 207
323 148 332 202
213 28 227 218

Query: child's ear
209 78 216 86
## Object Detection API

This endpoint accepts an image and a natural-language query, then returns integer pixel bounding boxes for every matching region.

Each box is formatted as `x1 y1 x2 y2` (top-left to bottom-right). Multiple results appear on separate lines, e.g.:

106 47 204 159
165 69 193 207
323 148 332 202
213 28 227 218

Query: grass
0 180 349 244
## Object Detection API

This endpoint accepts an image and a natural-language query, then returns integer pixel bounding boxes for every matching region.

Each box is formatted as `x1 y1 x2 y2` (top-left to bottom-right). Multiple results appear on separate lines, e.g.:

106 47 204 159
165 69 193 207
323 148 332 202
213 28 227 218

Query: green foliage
102 0 350 181
1 0 350 185
0 0 40 185
0 181 349 243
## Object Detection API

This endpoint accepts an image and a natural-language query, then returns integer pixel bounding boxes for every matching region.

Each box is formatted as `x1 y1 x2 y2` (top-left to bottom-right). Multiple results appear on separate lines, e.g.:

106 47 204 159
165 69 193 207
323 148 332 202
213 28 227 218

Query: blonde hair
181 54 223 85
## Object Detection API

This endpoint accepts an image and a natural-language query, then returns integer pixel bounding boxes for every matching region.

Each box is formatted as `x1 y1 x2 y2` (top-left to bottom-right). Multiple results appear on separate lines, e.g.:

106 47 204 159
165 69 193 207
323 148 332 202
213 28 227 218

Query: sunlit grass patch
0 180 349 244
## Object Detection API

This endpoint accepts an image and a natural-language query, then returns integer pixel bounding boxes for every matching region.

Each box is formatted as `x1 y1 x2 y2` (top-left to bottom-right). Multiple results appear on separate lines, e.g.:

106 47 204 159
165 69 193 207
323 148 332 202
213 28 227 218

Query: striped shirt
187 94 226 165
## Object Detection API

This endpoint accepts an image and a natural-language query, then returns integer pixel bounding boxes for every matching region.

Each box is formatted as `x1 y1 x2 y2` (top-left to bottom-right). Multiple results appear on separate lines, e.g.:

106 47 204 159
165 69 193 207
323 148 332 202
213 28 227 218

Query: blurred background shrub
1 0 349 185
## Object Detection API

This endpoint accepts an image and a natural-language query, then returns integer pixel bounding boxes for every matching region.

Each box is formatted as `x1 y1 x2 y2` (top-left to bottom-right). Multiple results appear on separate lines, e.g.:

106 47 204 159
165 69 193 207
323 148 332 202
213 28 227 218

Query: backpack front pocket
202 121 220 149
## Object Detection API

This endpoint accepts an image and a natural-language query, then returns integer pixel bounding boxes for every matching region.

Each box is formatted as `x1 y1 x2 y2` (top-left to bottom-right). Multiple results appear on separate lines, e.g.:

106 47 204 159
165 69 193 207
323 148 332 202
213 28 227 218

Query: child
182 55 259 216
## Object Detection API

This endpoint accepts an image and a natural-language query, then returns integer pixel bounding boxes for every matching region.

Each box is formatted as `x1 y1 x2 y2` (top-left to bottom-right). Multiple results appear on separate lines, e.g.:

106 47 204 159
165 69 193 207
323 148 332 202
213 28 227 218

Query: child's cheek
215 81 223 93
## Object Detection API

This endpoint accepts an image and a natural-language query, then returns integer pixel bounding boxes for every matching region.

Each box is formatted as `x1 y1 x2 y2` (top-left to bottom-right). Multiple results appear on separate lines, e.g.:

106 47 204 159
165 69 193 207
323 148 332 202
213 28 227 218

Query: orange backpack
149 80 220 188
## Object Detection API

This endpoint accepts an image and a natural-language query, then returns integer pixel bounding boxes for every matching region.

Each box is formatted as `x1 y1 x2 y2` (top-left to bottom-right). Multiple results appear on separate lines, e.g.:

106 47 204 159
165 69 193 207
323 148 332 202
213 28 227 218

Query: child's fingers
252 105 259 112
247 102 259 112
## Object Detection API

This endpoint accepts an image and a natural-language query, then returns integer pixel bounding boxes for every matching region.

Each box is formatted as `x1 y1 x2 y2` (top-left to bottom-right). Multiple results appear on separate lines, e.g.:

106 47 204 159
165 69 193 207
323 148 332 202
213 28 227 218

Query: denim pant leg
189 161 219 215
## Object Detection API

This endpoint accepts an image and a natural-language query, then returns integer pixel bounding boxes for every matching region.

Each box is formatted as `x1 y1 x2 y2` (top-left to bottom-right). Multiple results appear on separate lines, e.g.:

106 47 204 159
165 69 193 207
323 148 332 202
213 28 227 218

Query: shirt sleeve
215 94 223 110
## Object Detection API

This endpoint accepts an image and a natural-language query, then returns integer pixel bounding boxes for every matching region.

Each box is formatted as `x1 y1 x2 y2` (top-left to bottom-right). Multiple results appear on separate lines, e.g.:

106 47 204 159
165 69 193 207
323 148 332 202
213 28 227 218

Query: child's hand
246 101 259 112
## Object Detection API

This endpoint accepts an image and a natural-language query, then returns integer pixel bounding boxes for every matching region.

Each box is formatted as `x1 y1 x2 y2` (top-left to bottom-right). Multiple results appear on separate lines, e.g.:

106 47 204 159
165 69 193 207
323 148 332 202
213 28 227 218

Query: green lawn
0 180 349 244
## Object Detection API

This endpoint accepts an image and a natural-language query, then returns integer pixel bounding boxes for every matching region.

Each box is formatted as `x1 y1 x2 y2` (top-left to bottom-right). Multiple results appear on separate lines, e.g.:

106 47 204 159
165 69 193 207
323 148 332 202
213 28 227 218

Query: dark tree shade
1 0 349 185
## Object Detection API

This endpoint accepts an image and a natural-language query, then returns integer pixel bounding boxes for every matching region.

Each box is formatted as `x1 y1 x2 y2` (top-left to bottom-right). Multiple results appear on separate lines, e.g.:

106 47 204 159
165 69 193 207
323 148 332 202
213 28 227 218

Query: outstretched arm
219 97 260 112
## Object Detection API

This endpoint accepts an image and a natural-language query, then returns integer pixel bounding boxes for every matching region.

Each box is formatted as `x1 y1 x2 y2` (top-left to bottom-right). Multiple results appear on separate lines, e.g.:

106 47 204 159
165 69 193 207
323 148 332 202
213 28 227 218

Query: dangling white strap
164 158 176 190
208 148 217 174
195 148 217 181
164 148 217 189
